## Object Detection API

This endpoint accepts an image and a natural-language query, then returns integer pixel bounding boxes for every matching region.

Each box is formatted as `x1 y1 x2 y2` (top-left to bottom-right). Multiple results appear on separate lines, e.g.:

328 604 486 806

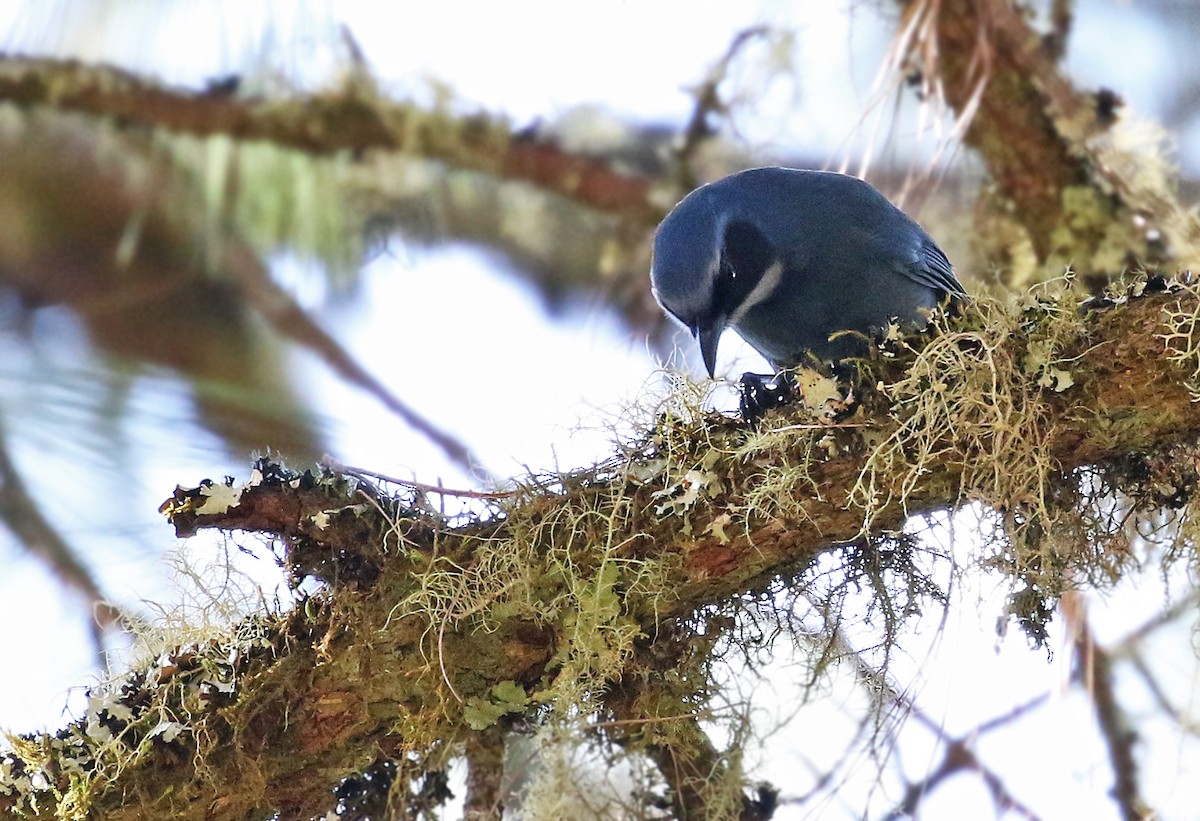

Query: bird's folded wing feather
900 242 966 297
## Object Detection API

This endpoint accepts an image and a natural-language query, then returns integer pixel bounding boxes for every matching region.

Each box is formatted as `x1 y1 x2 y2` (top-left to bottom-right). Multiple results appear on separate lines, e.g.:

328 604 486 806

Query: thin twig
225 248 493 480
674 25 772 187
0 418 130 656
1111 589 1200 653
1127 651 1198 737
1073 612 1153 821
331 461 517 499
815 620 1045 820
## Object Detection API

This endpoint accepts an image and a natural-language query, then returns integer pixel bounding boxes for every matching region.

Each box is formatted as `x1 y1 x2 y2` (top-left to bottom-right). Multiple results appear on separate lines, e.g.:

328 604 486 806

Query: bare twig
1126 651 1199 737
0 418 125 653
332 461 515 499
223 245 493 480
1073 612 1154 821
817 621 1045 820
674 25 772 187
1111 589 1200 653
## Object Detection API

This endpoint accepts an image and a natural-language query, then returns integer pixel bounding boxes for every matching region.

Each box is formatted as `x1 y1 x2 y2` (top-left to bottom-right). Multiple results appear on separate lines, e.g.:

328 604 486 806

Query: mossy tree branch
0 55 662 225
5 283 1200 819
901 0 1200 272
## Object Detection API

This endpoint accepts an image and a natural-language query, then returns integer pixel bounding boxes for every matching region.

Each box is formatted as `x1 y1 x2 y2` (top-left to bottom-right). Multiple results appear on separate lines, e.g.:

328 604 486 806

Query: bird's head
651 179 781 378
651 194 724 377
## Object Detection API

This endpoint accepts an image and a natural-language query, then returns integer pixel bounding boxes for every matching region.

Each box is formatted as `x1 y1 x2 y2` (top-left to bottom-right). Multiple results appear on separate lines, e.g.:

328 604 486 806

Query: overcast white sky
1 2 1198 818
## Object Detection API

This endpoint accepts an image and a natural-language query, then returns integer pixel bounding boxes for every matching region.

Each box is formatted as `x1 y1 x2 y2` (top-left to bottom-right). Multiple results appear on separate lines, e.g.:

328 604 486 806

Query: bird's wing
900 241 966 298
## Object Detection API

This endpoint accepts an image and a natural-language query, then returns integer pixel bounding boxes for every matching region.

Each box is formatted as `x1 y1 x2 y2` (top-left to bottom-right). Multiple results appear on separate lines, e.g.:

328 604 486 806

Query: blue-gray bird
651 167 965 378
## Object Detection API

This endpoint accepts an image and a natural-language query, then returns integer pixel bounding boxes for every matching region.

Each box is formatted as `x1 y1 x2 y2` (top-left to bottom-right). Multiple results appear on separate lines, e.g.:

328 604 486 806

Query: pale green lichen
1157 279 1200 402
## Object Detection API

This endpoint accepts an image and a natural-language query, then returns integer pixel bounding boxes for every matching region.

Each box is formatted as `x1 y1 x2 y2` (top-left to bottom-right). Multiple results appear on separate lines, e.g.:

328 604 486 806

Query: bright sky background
1 1 1198 818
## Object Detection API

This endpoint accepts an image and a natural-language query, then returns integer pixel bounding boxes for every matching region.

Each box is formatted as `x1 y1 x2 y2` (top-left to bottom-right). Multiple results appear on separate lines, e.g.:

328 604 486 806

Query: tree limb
4 282 1200 818
899 0 1200 271
0 55 661 225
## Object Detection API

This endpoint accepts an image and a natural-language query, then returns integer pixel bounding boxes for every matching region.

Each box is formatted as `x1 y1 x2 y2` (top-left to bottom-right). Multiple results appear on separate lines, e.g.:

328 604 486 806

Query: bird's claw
738 371 795 423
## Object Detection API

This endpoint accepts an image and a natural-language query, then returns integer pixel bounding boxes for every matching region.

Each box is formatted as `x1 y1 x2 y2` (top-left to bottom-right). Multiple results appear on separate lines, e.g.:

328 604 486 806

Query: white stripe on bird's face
728 260 784 325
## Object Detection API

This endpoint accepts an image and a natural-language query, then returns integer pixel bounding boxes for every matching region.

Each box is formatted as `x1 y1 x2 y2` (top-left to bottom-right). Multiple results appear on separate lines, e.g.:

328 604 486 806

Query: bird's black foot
738 371 795 424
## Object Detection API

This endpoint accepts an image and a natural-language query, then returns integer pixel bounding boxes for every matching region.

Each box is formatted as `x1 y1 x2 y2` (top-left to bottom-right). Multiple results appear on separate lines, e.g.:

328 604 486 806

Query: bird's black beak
696 318 724 379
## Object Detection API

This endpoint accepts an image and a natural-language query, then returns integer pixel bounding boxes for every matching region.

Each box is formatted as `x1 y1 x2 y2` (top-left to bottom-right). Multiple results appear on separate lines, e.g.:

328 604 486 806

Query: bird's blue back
652 168 963 370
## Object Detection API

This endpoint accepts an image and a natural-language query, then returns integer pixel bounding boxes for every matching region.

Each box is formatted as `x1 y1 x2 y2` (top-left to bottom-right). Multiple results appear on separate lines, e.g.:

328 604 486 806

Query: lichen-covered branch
900 0 1200 272
5 280 1200 819
0 55 661 224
